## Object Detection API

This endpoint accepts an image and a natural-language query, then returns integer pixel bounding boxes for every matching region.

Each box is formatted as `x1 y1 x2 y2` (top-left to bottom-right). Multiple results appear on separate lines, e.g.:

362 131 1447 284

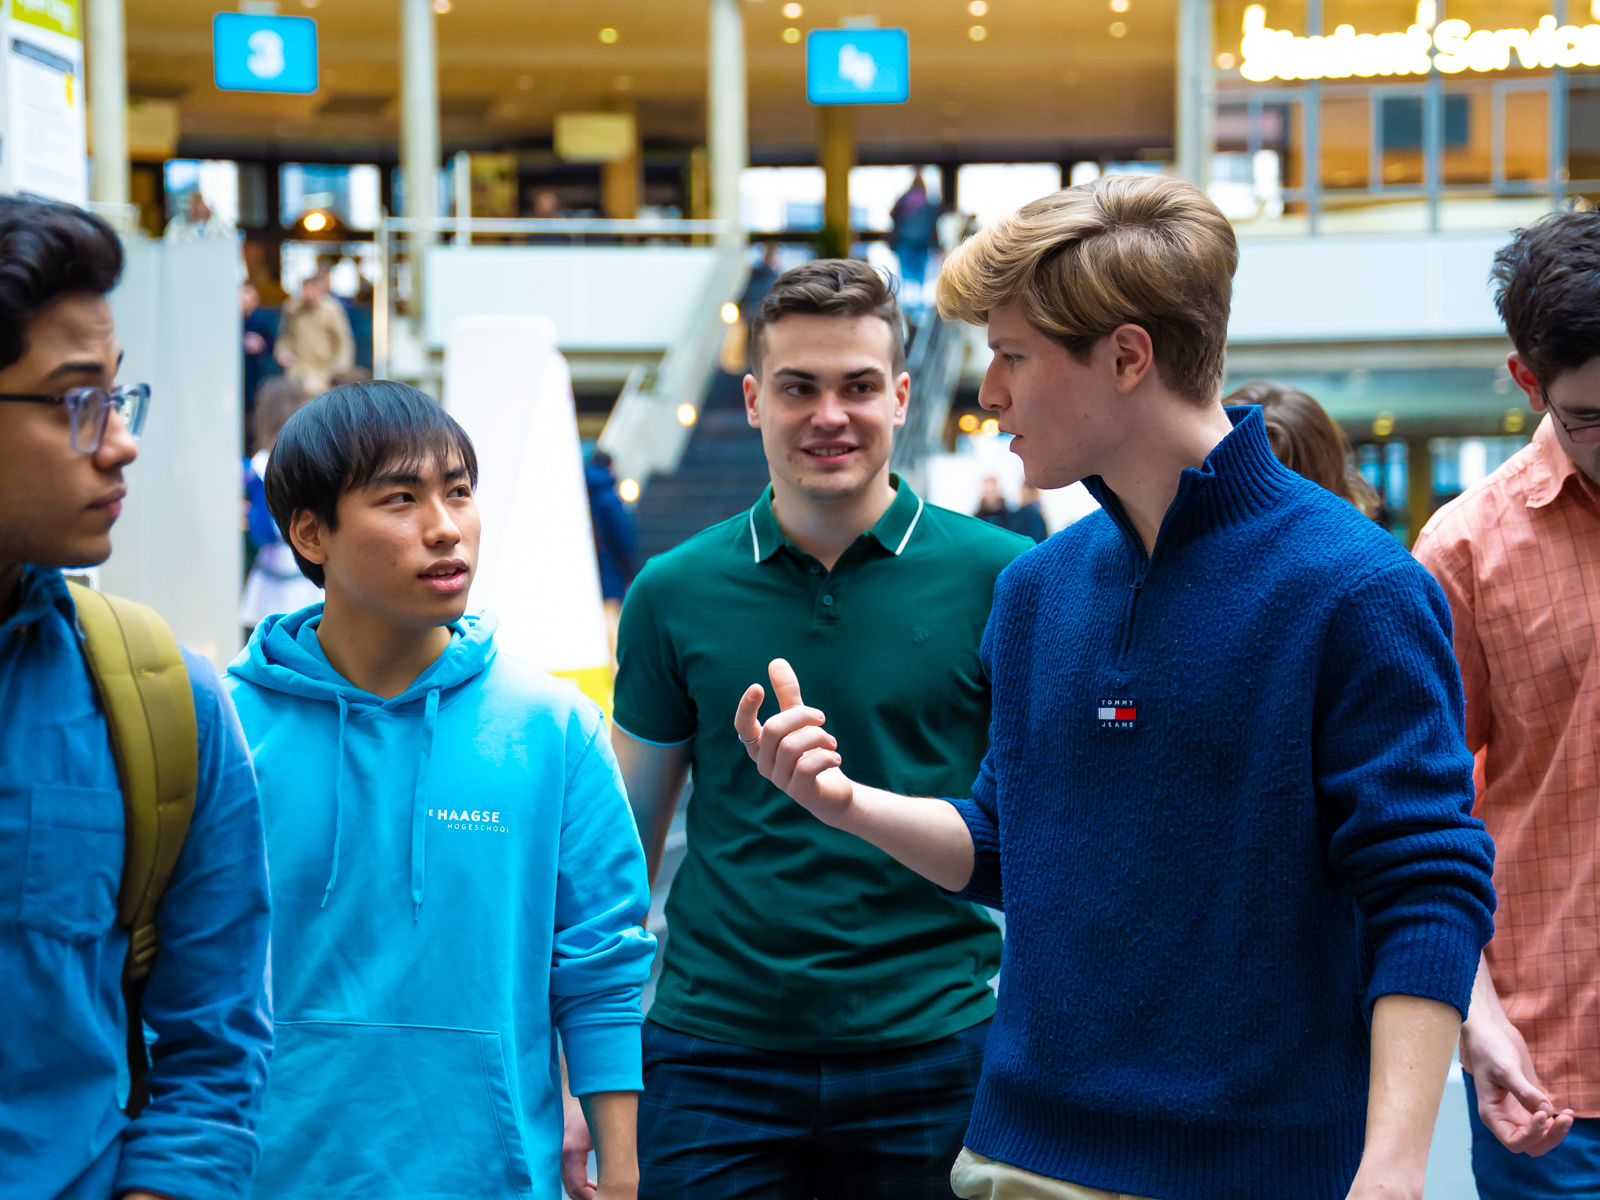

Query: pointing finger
768 658 805 710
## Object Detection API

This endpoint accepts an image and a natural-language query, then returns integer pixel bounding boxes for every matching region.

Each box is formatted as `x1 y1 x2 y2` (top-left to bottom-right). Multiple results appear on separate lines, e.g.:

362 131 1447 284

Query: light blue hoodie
226 606 654 1200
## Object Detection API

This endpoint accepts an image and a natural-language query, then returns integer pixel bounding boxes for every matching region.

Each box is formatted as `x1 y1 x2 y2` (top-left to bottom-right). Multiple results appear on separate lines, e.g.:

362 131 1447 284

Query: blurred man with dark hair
0 197 272 1200
563 259 1032 1200
1414 209 1600 1197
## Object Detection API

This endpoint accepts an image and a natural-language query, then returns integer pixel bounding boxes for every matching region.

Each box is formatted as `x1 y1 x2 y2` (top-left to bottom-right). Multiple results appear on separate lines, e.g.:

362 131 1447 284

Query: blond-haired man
737 176 1497 1200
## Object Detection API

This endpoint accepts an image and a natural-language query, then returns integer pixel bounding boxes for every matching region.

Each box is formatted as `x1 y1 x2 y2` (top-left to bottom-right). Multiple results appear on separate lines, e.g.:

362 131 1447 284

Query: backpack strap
65 581 198 1118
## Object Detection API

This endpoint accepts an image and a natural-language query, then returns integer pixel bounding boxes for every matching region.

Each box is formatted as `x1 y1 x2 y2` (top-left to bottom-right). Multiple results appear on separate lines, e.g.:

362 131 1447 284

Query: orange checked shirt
1414 415 1600 1116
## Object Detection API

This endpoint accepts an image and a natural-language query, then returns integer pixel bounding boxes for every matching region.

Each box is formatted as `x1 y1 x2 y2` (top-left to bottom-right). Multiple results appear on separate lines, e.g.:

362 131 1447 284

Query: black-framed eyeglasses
1543 387 1600 445
0 384 150 452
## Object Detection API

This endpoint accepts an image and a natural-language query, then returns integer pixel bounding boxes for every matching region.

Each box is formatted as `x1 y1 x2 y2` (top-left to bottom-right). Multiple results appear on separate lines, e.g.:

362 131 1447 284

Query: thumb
768 657 805 710
1491 1061 1554 1116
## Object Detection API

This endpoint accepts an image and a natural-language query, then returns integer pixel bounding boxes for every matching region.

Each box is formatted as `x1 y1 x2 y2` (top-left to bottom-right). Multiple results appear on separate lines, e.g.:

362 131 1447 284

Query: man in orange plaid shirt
1414 209 1600 1197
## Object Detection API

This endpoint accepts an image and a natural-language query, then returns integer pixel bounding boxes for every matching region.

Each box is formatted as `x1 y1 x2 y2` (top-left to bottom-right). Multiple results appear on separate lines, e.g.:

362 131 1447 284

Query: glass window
740 167 826 232
1504 88 1548 180
1443 86 1493 184
1571 84 1600 184
955 163 1064 228
1321 96 1371 189
163 160 239 225
280 164 383 230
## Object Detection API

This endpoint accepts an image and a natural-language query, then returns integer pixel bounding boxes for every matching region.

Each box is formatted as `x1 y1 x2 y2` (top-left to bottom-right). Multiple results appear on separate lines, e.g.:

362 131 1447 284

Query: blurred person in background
240 282 278 440
274 268 353 397
229 382 654 1200
0 196 272 1200
240 377 319 631
584 450 637 664
1413 209 1600 1197
1010 483 1049 543
890 173 939 309
1224 380 1380 517
564 259 1032 1200
974 474 1013 528
741 176 1495 1200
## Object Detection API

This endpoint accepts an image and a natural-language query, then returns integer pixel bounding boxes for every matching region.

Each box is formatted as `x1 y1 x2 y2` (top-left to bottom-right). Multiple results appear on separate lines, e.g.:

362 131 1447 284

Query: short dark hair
746 258 905 378
264 380 478 587
1491 209 1600 387
0 197 124 371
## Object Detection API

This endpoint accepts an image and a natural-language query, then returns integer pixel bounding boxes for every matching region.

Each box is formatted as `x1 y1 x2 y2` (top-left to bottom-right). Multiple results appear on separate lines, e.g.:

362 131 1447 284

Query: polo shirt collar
746 474 927 564
1524 414 1596 509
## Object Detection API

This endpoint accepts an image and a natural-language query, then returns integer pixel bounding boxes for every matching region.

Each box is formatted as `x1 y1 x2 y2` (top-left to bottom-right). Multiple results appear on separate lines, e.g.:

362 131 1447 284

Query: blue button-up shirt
0 566 272 1200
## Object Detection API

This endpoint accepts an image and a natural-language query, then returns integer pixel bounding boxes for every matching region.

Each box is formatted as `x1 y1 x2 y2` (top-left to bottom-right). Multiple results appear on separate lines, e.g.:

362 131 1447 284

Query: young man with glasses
1414 210 1600 1196
0 197 273 1199
563 259 1034 1200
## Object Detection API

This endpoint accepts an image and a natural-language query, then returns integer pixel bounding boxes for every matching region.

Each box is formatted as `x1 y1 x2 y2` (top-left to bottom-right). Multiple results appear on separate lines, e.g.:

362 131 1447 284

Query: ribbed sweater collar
1083 405 1297 543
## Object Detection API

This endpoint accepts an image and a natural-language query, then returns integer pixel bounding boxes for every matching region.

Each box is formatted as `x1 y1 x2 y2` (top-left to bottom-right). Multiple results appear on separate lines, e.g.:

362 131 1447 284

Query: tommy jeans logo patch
1097 699 1138 731
428 808 510 833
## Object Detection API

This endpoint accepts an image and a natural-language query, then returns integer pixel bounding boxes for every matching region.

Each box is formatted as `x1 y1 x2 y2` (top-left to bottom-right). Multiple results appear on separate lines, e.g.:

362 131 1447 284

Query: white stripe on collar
893 496 925 555
748 508 761 563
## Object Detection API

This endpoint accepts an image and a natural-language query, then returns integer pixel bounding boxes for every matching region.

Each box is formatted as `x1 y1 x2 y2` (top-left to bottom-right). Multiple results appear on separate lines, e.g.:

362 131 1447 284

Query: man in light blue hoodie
226 381 655 1200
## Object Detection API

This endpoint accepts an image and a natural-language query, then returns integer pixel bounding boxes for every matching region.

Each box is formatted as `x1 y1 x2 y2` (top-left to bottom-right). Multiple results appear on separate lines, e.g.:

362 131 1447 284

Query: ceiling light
782 26 800 41
968 0 987 14
432 0 450 12
1215 51 1237 68
1110 0 1129 10
618 478 640 503
598 26 618 43
721 302 740 324
302 211 328 232
957 413 980 433
783 2 803 16
1109 20 1127 36
677 404 698 427
968 24 986 40
980 418 1000 436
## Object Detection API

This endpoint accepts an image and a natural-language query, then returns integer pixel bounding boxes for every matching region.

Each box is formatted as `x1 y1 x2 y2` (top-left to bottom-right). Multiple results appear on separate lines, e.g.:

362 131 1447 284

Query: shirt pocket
253 1021 535 1200
19 785 124 943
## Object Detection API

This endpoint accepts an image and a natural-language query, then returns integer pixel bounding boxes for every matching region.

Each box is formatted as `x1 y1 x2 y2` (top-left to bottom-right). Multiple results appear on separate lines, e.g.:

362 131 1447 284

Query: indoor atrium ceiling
124 0 1180 162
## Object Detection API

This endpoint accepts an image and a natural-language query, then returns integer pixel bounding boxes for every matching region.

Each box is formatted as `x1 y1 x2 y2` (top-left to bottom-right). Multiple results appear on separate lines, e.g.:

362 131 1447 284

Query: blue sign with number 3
214 13 318 94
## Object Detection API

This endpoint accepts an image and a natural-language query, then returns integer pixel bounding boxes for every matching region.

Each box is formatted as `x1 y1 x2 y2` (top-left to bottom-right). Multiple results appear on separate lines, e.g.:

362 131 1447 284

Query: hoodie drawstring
321 694 349 907
410 687 440 920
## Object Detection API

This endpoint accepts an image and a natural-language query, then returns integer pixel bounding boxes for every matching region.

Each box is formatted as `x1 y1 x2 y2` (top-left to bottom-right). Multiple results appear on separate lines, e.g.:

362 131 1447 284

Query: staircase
633 370 770 561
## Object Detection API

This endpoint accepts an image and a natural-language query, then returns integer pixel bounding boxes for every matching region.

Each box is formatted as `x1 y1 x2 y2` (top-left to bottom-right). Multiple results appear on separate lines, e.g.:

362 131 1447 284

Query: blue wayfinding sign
214 13 319 94
806 27 909 105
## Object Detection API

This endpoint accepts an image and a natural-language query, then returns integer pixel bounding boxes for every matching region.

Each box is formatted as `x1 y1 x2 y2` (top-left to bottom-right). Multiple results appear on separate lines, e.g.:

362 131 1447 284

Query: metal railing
892 312 969 482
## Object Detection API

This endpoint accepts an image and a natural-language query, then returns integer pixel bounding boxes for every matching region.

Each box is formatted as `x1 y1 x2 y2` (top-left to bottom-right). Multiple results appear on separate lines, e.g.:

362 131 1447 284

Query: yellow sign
554 112 636 163
1240 3 1600 80
11 0 79 38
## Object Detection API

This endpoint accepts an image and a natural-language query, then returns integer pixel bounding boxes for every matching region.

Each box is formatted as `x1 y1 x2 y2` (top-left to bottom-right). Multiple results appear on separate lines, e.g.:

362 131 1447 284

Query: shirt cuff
561 1019 644 1095
942 796 1003 910
1365 912 1487 1021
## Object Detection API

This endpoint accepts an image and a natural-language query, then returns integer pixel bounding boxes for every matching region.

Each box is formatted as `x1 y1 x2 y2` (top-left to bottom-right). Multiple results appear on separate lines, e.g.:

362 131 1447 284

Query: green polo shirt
614 476 1032 1053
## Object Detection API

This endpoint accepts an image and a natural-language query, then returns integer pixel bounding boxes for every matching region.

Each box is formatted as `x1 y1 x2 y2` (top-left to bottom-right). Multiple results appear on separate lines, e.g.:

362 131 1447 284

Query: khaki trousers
950 1148 1158 1200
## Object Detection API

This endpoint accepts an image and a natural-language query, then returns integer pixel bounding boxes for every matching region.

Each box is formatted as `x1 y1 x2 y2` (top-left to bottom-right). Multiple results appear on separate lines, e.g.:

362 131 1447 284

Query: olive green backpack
66 582 197 1118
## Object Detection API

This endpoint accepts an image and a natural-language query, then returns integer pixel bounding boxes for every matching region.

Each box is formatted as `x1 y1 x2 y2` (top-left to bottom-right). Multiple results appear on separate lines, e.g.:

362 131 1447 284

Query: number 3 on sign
247 29 286 80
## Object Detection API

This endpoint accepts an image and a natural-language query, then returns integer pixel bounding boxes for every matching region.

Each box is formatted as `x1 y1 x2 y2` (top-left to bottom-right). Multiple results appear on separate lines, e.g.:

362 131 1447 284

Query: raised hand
734 658 856 824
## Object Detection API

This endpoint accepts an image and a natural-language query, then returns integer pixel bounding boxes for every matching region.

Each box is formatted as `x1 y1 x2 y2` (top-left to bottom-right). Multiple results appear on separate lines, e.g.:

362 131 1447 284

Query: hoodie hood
228 603 498 915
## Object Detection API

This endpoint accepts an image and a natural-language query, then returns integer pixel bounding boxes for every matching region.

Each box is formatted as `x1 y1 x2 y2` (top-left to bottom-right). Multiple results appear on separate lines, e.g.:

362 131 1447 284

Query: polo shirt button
822 594 834 606
810 566 821 575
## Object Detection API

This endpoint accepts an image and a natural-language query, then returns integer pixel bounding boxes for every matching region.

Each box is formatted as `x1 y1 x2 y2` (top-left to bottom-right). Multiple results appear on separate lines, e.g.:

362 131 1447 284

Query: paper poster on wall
8 36 88 204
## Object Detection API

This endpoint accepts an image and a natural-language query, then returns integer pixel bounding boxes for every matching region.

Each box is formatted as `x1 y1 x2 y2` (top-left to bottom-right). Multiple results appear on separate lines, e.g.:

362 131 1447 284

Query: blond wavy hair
937 175 1237 404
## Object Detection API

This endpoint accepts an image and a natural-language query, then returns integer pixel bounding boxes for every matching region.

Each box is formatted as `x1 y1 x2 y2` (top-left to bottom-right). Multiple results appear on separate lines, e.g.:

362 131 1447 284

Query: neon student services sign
1239 2 1600 80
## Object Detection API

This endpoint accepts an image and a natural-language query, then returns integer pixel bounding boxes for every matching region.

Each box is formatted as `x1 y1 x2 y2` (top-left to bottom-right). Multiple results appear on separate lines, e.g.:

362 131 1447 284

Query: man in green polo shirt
561 259 1032 1200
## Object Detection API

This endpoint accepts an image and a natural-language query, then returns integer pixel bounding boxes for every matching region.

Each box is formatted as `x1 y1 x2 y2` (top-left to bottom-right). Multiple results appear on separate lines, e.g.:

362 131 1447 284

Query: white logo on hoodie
429 808 509 833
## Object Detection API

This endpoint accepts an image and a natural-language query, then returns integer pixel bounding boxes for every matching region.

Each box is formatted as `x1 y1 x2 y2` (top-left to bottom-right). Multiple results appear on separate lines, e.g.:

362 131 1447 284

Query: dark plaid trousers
638 1016 991 1200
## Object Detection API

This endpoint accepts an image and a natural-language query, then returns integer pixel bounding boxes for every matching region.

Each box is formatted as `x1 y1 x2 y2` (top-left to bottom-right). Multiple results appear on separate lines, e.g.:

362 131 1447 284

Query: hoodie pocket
253 1022 535 1200
18 785 123 943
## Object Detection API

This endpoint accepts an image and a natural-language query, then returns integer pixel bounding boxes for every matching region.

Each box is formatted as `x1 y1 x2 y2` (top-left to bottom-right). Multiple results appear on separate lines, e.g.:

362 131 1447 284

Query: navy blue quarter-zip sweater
948 407 1495 1200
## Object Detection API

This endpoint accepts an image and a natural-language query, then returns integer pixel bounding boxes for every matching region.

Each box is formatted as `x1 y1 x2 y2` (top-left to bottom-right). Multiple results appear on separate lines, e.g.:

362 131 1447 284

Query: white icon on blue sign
806 28 909 105
214 13 318 94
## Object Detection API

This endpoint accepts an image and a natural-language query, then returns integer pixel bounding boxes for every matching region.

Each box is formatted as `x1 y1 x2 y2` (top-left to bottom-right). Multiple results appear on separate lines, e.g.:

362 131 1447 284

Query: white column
1175 0 1214 190
708 0 747 245
87 0 129 208
401 0 440 306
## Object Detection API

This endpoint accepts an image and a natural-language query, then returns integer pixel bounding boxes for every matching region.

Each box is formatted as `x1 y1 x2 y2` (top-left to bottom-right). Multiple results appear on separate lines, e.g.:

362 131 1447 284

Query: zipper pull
1131 560 1150 590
